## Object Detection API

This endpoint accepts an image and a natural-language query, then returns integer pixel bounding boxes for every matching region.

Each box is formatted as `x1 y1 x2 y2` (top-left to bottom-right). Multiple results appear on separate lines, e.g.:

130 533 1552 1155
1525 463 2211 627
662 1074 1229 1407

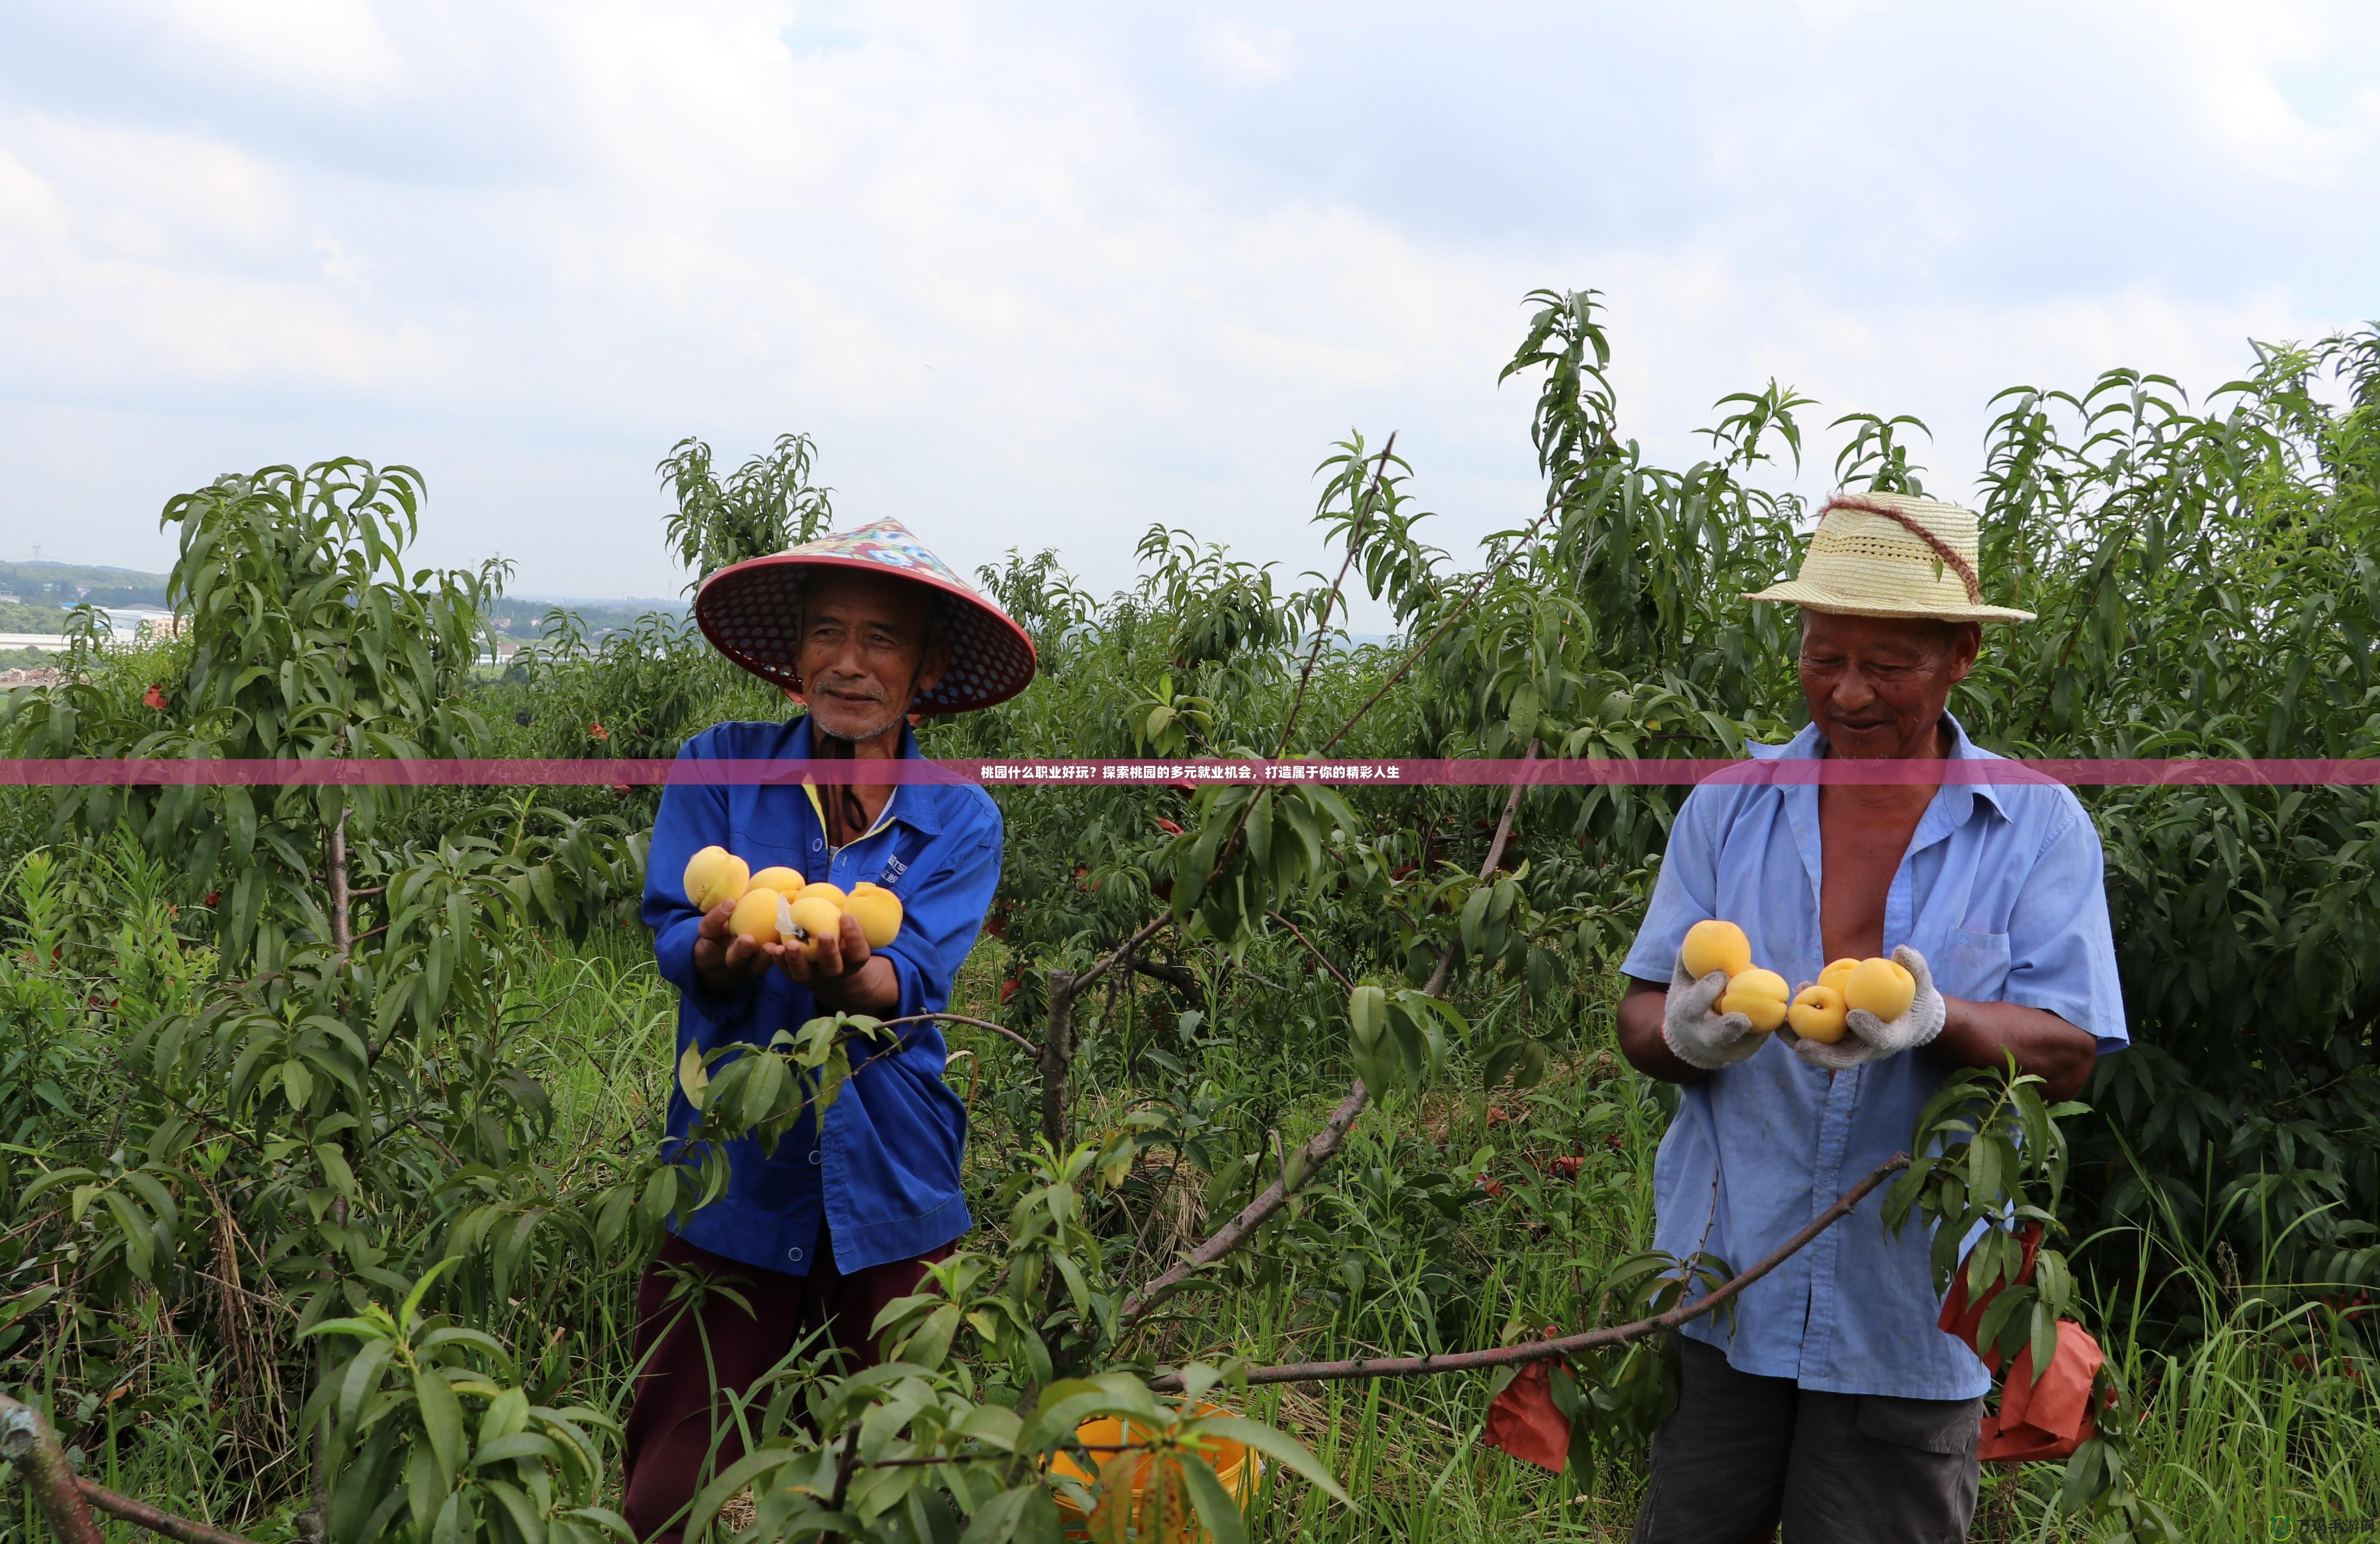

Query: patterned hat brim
694 550 1038 713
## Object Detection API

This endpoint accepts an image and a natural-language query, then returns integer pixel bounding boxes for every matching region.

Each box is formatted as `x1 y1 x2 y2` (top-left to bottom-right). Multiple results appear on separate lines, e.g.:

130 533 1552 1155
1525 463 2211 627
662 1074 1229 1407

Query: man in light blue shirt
1616 493 2123 1543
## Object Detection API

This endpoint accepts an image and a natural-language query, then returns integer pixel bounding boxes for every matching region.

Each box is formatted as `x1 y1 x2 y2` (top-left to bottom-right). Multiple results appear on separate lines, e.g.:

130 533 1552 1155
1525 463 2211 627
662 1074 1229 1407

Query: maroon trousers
620 1230 952 1544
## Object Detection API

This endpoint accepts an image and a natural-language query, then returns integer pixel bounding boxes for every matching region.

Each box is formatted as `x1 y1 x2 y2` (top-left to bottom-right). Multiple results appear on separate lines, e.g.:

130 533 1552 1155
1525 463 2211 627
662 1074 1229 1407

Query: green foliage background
1 292 2376 1541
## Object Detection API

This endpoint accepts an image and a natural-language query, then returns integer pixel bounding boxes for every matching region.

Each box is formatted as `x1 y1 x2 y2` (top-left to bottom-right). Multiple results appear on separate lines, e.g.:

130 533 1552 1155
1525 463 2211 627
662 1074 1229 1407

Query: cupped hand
1663 956 1766 1070
692 900 775 995
777 911 872 988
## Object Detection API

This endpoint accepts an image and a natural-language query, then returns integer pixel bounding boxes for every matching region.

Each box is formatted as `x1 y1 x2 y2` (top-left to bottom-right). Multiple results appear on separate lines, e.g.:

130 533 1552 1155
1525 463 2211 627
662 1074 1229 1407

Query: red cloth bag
1976 1321 2104 1461
1481 1359 1572 1471
1937 1222 2104 1462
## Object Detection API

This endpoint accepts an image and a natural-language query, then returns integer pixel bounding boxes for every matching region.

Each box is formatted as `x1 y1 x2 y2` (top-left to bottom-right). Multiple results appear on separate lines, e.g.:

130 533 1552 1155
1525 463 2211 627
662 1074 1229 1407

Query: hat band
1820 494 1981 604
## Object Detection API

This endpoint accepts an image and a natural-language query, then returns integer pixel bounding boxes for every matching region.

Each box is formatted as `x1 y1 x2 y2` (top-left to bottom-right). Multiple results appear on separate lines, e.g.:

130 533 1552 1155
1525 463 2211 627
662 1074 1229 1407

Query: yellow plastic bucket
1047 1405 1260 1541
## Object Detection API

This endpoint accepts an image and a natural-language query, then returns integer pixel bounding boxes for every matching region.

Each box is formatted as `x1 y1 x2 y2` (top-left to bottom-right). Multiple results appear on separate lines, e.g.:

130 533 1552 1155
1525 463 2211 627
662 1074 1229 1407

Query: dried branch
78 1478 266 1544
0 1391 107 1544
1149 1153 1909 1390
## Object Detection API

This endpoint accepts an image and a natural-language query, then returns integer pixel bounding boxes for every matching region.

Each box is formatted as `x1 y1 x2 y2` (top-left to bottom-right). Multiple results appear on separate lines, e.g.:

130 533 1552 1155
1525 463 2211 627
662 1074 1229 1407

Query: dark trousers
1632 1336 1983 1544
620 1230 953 1544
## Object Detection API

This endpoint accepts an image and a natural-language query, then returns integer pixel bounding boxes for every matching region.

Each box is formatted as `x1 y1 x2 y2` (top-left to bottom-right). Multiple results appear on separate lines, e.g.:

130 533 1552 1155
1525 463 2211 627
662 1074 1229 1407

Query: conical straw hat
1747 493 2033 622
694 518 1038 712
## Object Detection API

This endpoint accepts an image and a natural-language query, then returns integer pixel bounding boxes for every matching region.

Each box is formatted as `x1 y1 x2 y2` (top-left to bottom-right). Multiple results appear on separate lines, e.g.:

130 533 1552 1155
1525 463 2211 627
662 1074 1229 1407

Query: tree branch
79 1478 266 1544
1066 916 1169 1001
874 1011 1040 1058
1129 956 1202 995
1276 434 1396 755
1148 1153 1909 1390
0 1391 108 1544
1264 912 1355 992
1120 743 1541 1326
326 806 351 958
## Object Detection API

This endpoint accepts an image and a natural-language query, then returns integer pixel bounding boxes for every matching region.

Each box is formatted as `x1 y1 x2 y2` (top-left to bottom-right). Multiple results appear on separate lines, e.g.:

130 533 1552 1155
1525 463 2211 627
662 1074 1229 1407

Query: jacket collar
786 715 947 837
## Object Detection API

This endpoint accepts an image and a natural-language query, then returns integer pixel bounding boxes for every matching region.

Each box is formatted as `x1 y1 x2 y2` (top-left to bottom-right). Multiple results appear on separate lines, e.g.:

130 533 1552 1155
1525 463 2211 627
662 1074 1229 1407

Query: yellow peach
727 887 786 945
785 895 846 953
748 866 804 895
1817 958 1860 995
683 846 750 913
1844 957 1917 1022
1788 982 1849 1043
845 885 903 948
1720 967 1790 1033
1681 919 1754 981
796 881 849 910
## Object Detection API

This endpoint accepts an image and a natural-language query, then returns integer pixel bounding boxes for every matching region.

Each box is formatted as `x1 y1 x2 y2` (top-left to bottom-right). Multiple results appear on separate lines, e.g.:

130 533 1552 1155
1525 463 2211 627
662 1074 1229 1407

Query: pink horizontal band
2 757 2378 787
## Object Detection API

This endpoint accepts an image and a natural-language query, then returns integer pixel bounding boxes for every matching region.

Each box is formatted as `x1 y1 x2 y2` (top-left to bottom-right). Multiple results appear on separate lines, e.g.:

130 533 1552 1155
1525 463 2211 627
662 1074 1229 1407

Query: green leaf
1348 985 1386 1050
1176 1456 1250 1544
1184 1417 1350 1503
414 1365 465 1489
687 1448 800 1541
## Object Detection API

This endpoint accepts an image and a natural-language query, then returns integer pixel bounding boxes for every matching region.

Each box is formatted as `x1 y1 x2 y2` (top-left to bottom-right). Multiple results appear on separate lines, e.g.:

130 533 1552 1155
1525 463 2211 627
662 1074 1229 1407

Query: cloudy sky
0 2 2374 620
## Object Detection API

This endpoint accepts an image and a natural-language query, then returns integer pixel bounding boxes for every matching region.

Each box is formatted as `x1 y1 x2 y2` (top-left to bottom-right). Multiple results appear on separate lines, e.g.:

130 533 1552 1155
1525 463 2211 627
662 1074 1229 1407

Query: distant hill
0 560 170 609
0 559 687 640
489 596 687 640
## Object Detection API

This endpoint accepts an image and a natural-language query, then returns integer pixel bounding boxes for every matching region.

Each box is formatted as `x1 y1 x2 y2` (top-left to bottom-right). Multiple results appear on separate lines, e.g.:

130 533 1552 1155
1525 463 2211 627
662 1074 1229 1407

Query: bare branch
1060 916 1170 1006
79 1479 267 1544
874 1011 1040 1058
1148 1154 1909 1390
0 1391 107 1544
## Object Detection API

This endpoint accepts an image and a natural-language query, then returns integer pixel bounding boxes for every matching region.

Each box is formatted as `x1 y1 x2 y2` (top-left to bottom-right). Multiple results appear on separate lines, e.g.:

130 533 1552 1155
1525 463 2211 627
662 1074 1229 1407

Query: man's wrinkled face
1798 610 1981 759
795 572 945 743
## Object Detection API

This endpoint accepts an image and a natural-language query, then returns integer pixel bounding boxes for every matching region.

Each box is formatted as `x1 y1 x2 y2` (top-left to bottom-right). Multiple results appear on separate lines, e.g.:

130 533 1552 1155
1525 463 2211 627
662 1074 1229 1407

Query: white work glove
1661 955 1767 1071
1780 945 1947 1071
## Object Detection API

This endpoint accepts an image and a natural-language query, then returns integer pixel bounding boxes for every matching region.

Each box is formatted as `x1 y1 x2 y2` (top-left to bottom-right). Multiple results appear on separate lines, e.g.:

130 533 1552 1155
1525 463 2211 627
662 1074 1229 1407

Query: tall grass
9 916 2370 1544
434 934 2380 1539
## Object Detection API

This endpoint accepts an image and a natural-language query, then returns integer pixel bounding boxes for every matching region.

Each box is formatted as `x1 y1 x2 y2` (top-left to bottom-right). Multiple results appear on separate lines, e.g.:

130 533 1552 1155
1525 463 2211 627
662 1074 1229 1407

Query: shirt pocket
1942 927 2011 1001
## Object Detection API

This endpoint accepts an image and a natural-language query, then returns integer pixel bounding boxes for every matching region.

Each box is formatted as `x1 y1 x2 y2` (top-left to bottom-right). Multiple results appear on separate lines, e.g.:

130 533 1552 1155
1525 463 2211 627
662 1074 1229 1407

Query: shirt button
787 1246 804 1262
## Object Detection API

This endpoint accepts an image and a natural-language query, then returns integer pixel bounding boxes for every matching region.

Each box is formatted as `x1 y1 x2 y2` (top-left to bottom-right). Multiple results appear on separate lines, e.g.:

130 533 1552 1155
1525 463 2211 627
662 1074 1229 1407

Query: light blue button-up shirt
1619 713 2127 1399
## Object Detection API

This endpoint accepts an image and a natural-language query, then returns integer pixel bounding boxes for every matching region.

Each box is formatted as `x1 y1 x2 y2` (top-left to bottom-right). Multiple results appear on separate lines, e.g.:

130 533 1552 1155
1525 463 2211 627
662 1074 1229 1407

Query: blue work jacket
1619 713 2128 1399
642 716 1002 1276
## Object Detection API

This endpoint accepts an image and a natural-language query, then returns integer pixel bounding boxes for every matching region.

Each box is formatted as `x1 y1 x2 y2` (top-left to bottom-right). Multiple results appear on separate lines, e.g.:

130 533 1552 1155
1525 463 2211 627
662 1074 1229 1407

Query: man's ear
1944 622 1982 686
908 639 952 705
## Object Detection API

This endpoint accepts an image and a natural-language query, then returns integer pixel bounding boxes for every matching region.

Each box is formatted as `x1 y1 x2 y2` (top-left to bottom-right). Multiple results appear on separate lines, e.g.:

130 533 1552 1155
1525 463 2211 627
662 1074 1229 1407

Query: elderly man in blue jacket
1615 494 2127 1543
621 520 1036 1544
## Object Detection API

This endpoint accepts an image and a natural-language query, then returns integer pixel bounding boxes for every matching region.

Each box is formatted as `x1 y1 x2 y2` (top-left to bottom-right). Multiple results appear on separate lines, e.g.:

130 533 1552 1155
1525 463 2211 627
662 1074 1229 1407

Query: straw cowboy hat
1747 492 2033 623
693 518 1038 712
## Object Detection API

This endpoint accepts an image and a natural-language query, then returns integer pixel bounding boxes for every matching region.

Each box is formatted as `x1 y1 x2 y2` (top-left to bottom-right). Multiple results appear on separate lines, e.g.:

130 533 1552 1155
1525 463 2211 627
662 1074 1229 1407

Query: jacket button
787 1246 804 1262
808 1150 821 1164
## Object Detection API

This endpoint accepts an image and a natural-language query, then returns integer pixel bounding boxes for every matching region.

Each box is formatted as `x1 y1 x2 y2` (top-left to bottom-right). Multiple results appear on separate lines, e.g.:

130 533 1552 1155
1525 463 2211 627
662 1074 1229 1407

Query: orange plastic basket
1046 1405 1260 1541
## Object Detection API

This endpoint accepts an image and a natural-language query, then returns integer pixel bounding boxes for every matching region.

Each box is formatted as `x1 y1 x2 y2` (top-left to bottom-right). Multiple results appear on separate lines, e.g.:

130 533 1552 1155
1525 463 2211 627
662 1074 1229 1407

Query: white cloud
0 0 2372 613
131 0 412 99
1201 21 1294 85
